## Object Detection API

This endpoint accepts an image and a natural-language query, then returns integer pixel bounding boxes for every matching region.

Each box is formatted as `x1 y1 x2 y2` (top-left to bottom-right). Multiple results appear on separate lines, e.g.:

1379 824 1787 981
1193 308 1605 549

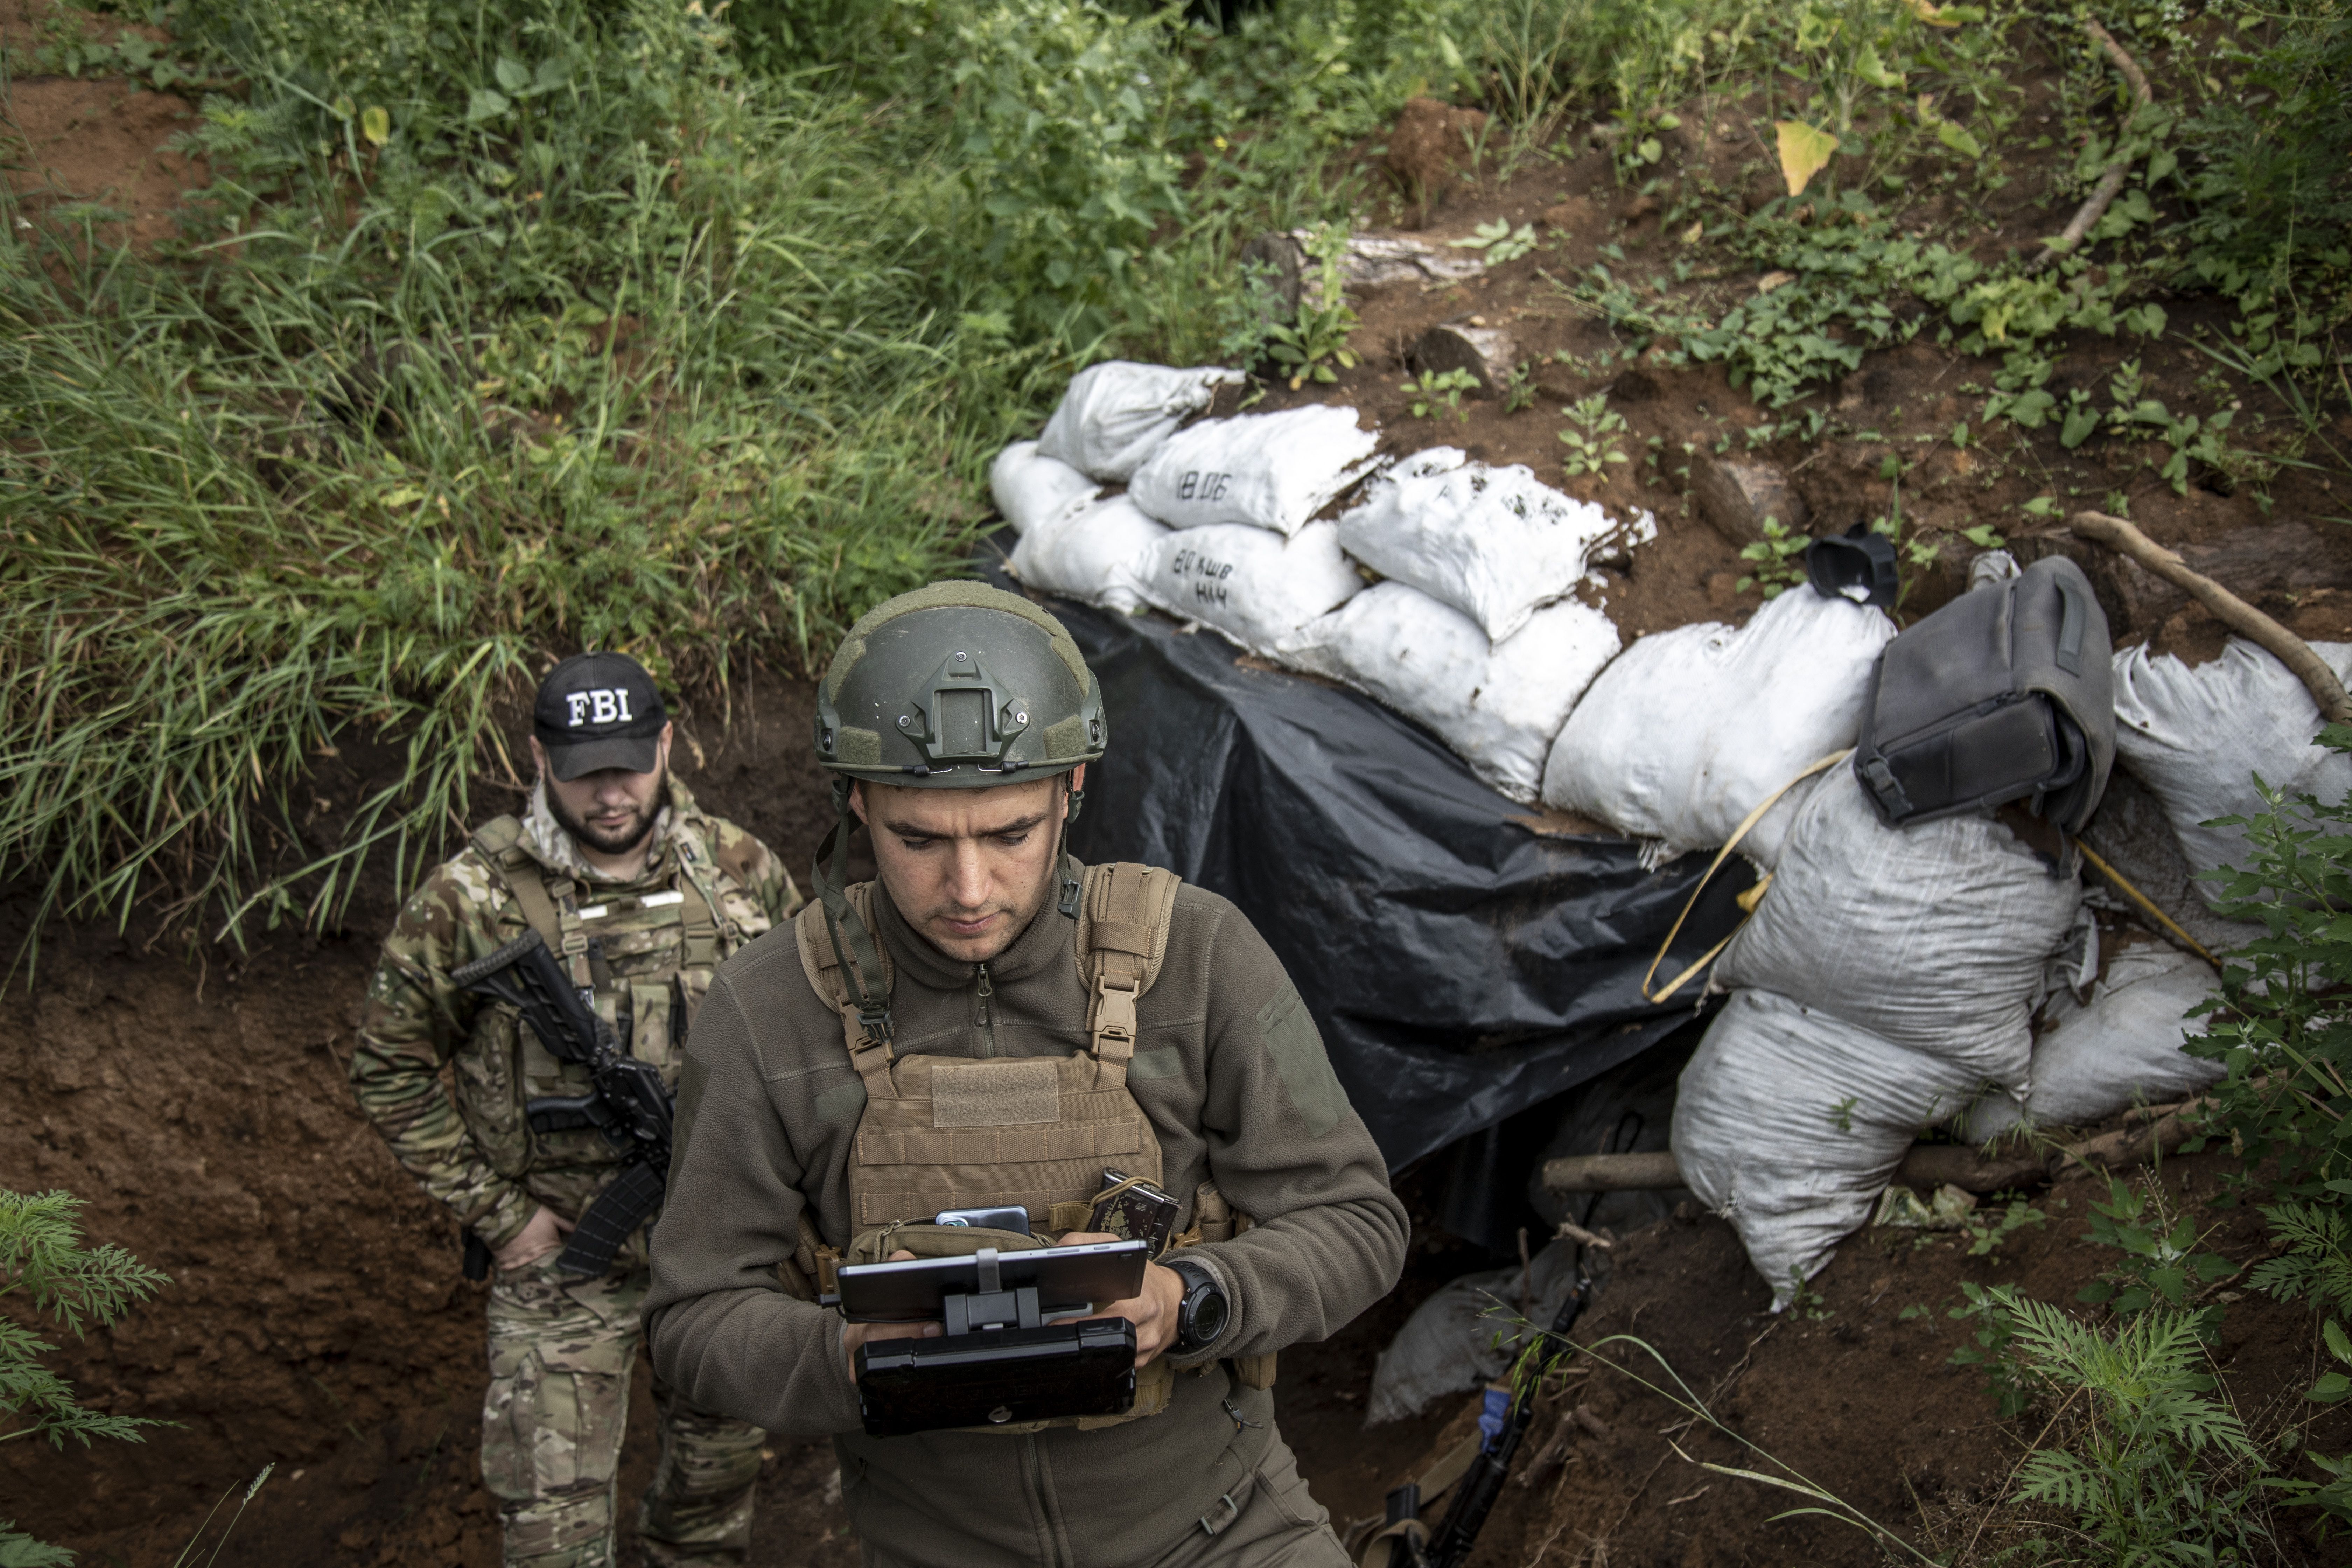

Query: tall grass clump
2 0 1044 947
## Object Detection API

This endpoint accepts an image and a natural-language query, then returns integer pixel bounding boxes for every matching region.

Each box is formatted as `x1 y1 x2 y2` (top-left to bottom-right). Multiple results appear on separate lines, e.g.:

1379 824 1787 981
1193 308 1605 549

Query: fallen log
1540 1099 2206 1197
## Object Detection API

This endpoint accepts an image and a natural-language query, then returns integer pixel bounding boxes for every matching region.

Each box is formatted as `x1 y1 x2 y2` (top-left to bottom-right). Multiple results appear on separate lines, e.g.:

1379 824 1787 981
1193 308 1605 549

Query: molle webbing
1072 861 1181 1076
795 880 896 1095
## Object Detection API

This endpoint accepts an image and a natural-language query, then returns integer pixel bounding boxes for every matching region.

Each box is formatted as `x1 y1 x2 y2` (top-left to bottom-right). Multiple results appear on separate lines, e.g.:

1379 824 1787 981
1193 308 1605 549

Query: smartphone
1087 1168 1181 1256
933 1205 1033 1234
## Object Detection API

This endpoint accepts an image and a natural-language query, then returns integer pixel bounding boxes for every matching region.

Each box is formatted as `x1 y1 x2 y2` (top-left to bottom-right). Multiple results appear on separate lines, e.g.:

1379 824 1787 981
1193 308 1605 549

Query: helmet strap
1056 774 1084 920
811 777 894 1045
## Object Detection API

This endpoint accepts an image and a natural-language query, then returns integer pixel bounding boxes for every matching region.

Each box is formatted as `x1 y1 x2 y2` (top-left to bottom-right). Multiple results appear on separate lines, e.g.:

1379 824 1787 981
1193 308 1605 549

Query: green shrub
1 1190 175 1567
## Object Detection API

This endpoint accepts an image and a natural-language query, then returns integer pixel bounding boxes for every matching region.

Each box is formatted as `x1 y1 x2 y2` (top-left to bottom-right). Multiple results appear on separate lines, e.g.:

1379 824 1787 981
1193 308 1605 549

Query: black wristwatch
1165 1256 1230 1355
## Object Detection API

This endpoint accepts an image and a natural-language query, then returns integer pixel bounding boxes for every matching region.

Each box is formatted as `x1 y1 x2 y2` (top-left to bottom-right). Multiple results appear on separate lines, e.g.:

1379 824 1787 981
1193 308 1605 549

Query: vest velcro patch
857 1118 1143 1168
930 1057 1062 1128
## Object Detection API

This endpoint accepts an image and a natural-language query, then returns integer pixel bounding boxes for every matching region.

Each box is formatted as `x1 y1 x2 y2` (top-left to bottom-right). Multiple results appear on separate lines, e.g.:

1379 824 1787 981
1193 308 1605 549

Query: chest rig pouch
457 815 728 1179
792 862 1270 1434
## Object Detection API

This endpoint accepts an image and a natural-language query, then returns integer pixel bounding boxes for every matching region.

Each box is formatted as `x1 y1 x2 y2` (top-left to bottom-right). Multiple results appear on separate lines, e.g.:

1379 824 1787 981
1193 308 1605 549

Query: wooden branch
1539 1098 2211 1198
2026 20 2153 274
2072 509 2352 723
1540 1150 1681 1191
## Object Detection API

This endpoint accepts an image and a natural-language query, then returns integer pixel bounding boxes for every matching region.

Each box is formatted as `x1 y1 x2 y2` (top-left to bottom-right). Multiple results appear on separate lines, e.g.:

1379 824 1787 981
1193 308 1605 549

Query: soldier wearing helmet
646 583 1408 1564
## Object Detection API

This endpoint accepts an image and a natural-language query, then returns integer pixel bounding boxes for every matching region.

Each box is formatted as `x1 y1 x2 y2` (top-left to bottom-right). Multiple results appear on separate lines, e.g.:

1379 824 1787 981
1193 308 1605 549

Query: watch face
1189 1284 1230 1346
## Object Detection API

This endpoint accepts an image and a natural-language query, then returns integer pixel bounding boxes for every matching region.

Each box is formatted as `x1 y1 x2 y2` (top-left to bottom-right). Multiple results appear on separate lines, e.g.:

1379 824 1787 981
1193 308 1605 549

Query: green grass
2 0 2346 955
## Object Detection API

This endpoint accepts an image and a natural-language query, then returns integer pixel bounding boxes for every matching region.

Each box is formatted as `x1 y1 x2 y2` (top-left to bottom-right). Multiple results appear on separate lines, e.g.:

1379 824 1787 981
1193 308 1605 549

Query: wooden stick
1540 1100 2208 1196
2026 20 2152 274
2071 510 2352 723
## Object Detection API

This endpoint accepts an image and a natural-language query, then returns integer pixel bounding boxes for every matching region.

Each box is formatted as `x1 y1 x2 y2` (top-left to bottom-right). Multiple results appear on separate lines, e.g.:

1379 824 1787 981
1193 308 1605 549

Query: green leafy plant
1264 224 1365 390
1556 392 1630 476
1963 1194 2046 1260
2000 1292 2275 1563
1403 367 1480 420
1947 1281 2037 1418
1735 517 1809 597
2182 729 2352 1199
2076 1176 2236 1321
1448 217 1538 264
2 1190 175 1566
1502 362 1538 414
1828 1095 1858 1133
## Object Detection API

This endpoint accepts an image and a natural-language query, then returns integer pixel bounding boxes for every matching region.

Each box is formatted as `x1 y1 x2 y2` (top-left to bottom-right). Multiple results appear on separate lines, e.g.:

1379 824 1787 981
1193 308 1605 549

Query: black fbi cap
534 652 668 781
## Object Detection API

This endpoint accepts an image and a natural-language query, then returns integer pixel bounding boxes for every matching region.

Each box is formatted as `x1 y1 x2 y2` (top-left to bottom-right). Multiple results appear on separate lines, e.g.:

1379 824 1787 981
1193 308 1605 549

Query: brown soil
1397 1151 2352 1567
0 0 207 250
1213 85 2352 662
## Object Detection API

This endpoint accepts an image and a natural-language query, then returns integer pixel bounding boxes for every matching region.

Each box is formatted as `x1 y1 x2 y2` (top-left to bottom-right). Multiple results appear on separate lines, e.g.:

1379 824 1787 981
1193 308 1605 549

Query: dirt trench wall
1 672 836 1552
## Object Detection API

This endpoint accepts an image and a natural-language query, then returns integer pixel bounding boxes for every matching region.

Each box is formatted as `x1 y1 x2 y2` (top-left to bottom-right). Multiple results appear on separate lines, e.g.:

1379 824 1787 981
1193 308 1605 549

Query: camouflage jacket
351 777 800 1258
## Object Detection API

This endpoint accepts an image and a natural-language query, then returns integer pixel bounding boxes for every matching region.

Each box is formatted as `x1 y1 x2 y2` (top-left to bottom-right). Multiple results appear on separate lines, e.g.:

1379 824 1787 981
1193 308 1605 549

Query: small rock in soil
1693 454 1808 549
1409 322 1516 398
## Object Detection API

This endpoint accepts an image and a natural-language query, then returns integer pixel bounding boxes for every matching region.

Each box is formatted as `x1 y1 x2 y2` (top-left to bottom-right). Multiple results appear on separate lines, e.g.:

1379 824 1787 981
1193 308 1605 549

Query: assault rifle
1371 1268 1593 1568
450 928 673 1277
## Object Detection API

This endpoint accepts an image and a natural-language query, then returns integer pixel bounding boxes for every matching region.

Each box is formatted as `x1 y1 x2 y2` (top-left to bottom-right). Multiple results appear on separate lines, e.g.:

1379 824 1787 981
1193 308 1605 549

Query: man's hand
494 1204 577 1273
1057 1232 1185 1366
842 1249 942 1383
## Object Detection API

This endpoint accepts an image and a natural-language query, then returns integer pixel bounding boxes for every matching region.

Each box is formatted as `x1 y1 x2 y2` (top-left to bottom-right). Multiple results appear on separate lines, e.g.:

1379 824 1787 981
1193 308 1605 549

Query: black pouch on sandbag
1852 555 2115 840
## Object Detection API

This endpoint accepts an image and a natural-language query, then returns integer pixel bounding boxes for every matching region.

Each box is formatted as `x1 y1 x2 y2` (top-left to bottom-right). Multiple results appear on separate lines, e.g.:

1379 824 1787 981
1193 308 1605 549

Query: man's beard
547 769 667 858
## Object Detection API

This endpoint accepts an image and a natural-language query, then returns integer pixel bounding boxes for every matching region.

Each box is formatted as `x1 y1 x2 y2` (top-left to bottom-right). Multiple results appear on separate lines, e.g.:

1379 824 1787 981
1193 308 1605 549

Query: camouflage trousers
483 1256 764 1568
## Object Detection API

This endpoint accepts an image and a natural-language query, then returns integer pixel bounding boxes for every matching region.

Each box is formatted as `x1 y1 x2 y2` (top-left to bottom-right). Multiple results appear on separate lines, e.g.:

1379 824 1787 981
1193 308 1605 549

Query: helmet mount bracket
895 650 1030 772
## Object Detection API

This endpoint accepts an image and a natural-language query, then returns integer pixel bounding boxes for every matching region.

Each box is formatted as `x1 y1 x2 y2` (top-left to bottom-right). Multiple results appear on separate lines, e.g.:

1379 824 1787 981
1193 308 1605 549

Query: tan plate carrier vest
785 862 1273 1432
459 815 728 1178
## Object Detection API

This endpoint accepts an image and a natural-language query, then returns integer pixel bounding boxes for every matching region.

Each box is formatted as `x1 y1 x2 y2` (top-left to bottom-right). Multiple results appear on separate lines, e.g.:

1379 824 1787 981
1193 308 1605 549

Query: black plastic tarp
988 556 1753 1172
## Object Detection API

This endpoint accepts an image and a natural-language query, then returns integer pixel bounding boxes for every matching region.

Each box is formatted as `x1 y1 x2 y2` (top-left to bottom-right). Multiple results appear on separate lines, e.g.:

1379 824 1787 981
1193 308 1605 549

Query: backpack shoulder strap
469 814 577 975
794 884 896 1096
1073 862 1182 1077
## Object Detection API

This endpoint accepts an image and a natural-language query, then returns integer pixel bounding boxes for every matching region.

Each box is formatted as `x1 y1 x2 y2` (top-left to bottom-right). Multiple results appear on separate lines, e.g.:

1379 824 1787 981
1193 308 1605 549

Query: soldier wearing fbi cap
351 651 801 1567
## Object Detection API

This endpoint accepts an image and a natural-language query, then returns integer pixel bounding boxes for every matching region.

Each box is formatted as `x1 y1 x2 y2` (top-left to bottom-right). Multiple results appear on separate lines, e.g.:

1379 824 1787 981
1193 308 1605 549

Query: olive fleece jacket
644 864 1408 1568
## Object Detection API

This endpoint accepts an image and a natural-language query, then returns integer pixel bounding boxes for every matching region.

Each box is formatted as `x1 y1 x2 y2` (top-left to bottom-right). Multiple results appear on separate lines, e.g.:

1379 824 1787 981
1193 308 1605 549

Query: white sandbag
1715 769 2082 1089
1366 1237 1582 1425
1540 589 1895 868
1007 494 1167 614
1967 947 2225 1140
1035 362 1245 482
1673 988 1981 1304
1134 521 1361 656
1338 447 1654 642
2112 637 2352 906
1278 583 1619 803
1126 406 1383 537
988 441 1099 537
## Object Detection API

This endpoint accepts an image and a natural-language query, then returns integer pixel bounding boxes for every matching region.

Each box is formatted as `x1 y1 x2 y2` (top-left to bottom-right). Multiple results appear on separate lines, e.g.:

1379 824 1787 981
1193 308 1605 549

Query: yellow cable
2072 836 2222 971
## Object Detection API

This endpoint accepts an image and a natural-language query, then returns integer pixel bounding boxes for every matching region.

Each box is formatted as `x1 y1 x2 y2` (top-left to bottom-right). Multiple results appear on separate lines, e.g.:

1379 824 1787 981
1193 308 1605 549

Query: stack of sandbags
1132 522 1365 657
1006 364 1239 609
1000 383 1661 799
1279 586 1618 802
1673 768 2084 1304
989 441 1098 537
2111 636 2352 904
1271 447 1640 800
1966 945 2224 1141
1540 587 1896 868
1036 362 1245 481
1127 404 1382 536
1009 496 1168 615
1124 406 1384 653
1337 446 1650 642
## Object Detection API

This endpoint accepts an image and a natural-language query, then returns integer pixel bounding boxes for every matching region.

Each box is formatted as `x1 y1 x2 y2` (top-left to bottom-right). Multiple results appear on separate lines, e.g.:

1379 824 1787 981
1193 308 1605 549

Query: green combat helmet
807 582 1109 1040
